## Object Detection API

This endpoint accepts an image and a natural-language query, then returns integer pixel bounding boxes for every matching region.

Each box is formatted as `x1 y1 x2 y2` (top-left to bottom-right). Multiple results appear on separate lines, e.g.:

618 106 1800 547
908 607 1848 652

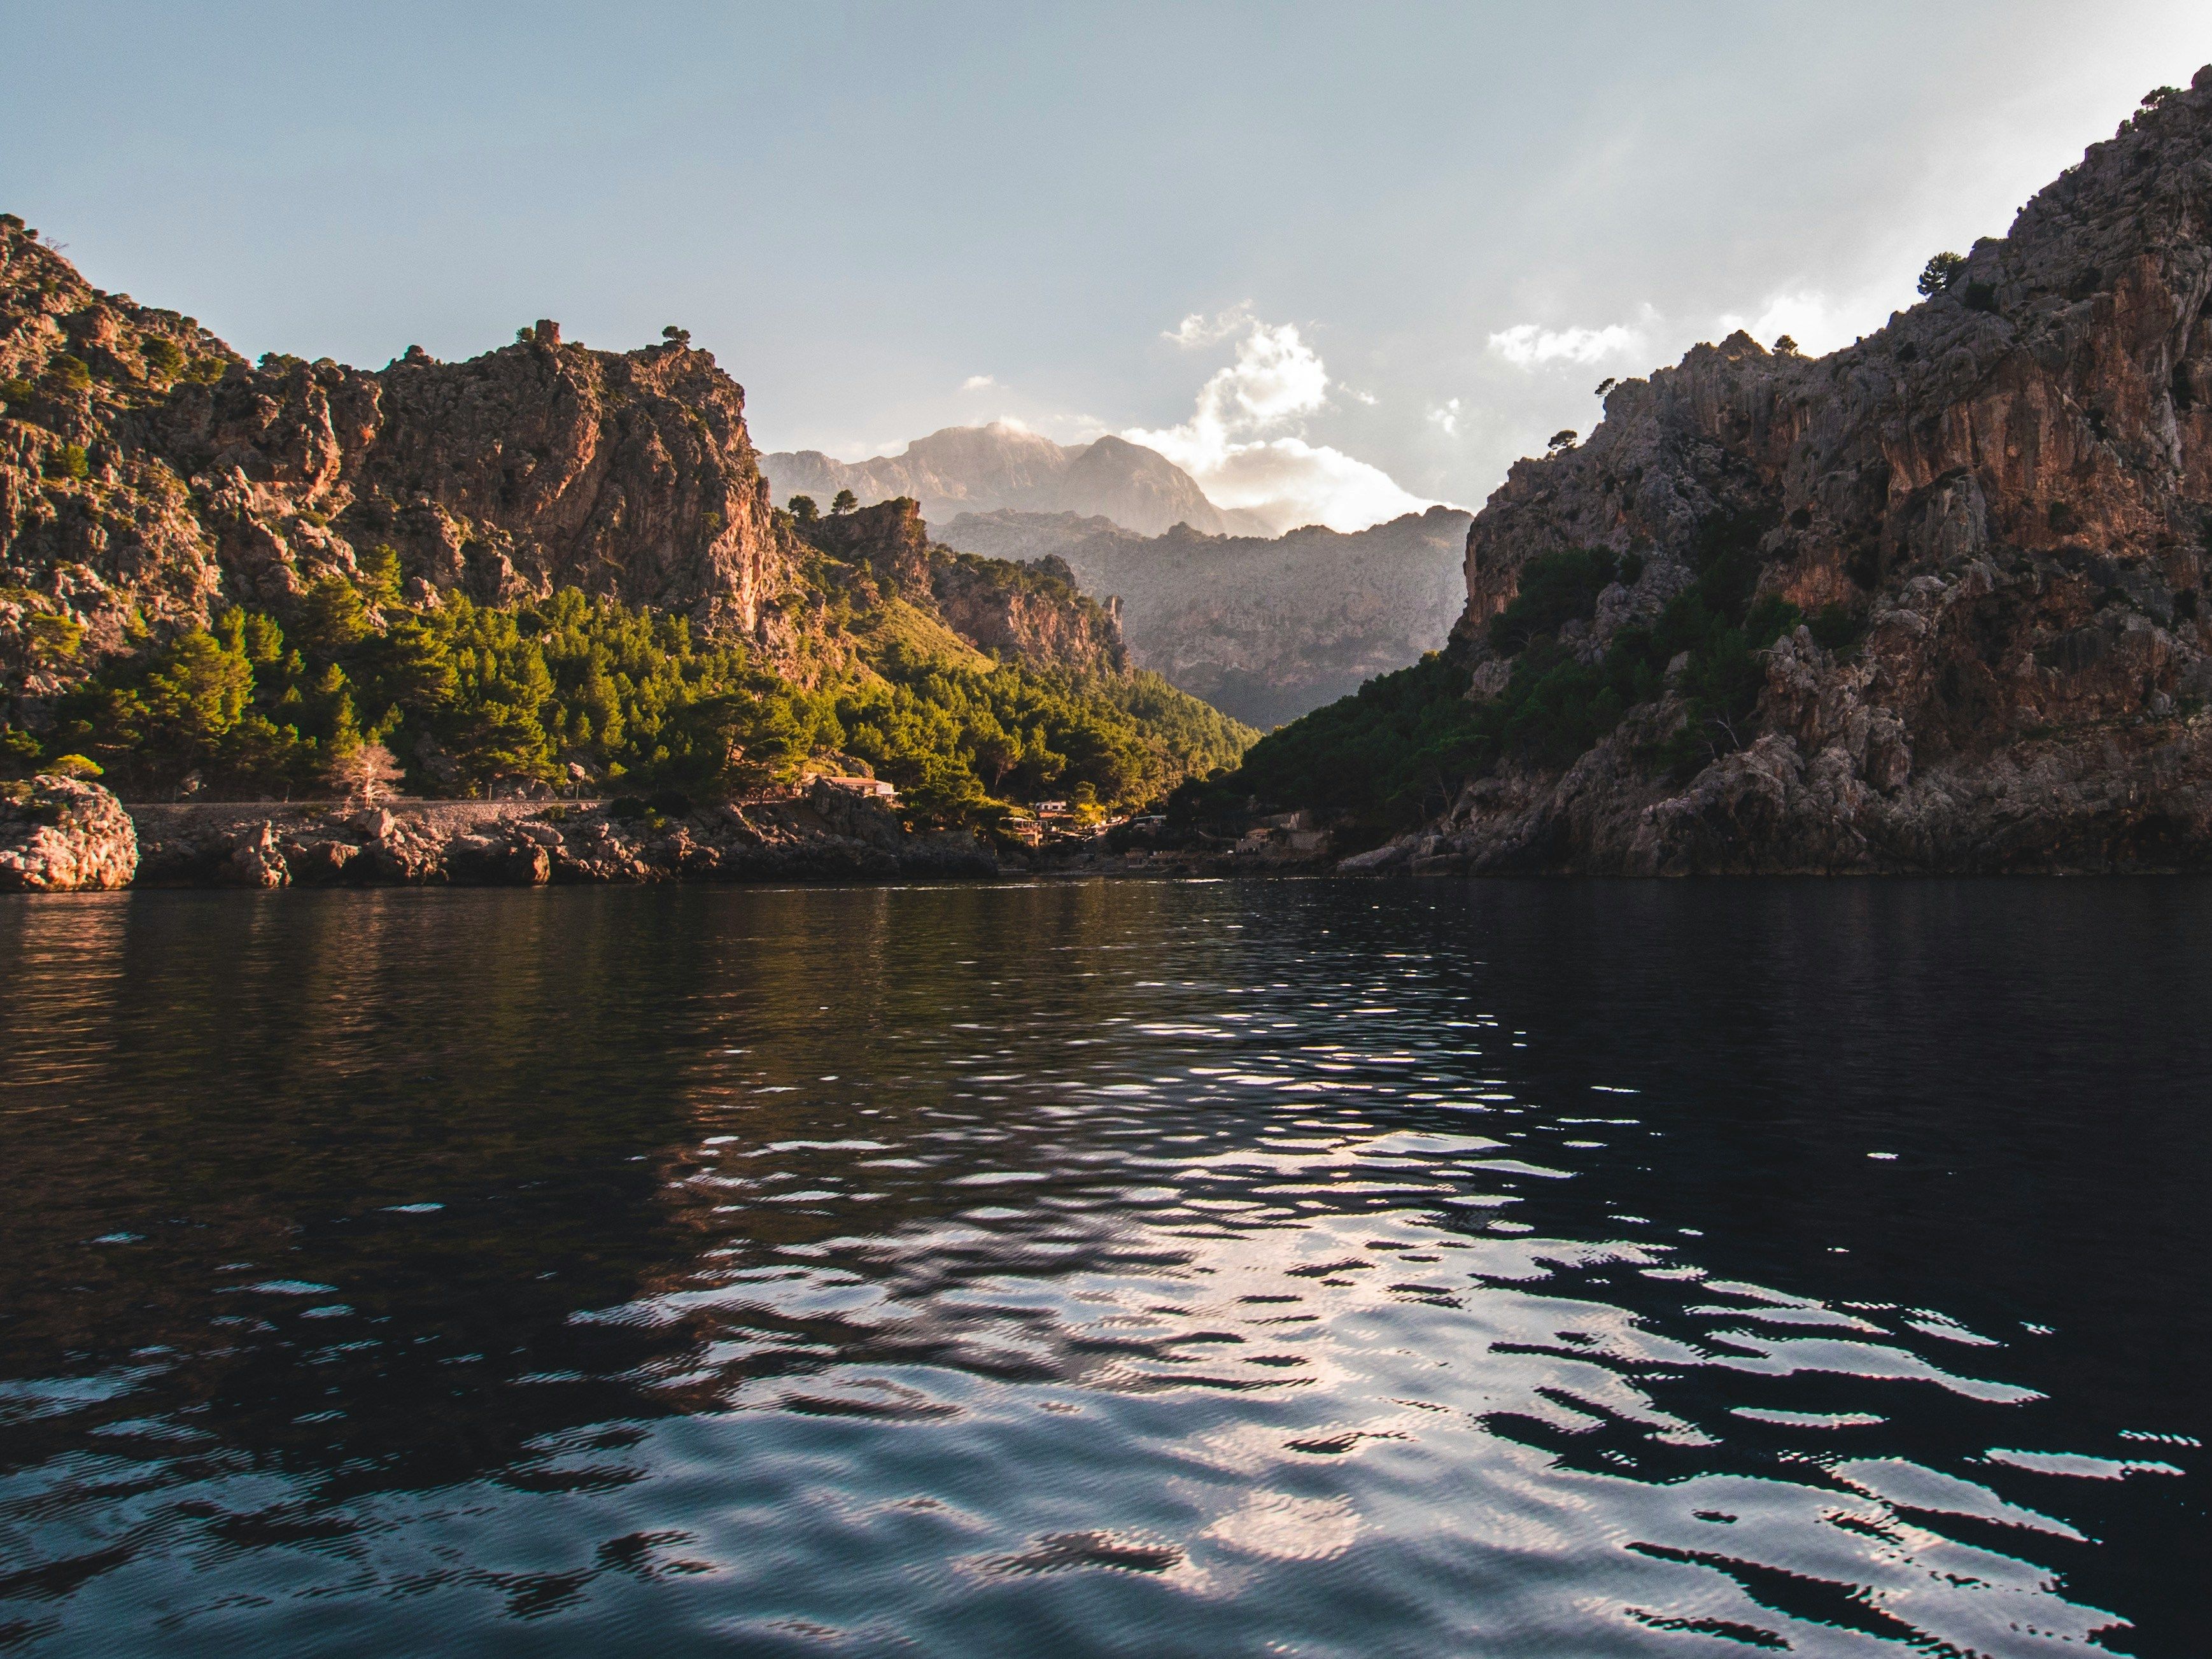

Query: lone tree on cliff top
1917 251 1966 297
787 495 819 524
831 489 858 515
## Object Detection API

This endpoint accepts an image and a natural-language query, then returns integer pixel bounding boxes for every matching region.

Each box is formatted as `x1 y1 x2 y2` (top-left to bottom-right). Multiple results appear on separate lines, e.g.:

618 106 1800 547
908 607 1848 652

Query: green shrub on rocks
1193 510 1821 829
11 575 1249 821
41 354 91 398
1486 547 1623 655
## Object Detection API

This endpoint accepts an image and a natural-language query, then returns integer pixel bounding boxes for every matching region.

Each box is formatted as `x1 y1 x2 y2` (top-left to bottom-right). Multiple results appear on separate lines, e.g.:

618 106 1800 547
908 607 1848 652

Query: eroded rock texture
1406 71 2212 873
0 775 137 889
798 499 1128 675
1 236 785 700
127 778 995 889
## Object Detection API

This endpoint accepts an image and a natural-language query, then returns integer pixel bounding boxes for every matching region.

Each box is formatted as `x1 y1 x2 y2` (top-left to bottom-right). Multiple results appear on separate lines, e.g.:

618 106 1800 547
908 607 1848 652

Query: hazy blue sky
5 2 2208 528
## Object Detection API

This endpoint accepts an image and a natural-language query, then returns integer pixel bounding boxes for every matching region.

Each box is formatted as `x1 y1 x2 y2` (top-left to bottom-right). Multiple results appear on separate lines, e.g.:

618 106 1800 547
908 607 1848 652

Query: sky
4 2 2208 532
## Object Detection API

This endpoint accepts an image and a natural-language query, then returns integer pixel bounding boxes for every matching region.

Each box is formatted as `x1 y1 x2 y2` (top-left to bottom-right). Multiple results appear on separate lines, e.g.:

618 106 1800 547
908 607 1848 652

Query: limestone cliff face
1 223 786 699
930 554 1129 675
1408 71 2212 874
798 499 1127 675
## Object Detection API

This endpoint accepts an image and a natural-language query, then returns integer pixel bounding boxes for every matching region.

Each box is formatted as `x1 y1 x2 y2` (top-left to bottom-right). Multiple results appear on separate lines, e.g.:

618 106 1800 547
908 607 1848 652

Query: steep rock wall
1410 70 2212 873
0 229 786 698
801 499 1128 676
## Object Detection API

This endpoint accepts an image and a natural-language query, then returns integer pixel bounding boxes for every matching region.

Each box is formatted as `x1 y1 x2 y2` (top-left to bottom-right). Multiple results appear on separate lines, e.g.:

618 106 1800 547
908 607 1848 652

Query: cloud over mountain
759 421 1260 537
1125 315 1431 534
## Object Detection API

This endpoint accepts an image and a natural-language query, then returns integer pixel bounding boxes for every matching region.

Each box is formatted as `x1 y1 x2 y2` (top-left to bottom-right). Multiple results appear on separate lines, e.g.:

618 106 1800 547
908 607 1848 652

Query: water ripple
0 880 2204 1655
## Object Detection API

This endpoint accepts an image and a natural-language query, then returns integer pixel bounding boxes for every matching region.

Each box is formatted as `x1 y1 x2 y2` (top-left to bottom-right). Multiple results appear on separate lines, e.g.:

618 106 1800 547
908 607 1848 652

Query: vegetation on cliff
11 554 1249 821
0 222 1253 822
1198 73 2212 872
1182 512 1850 833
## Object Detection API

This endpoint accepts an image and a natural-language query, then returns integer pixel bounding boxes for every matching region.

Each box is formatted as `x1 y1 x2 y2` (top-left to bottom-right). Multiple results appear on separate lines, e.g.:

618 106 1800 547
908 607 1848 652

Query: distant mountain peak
938 506 1475 728
761 422 1239 537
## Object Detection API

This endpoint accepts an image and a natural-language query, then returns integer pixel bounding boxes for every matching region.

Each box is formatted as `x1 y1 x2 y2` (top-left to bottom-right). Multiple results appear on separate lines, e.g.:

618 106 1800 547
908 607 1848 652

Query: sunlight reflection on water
0 880 2204 1656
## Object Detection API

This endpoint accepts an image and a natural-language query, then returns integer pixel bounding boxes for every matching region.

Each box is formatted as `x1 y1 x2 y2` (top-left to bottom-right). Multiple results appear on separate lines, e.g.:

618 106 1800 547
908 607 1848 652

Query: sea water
0 880 2204 1656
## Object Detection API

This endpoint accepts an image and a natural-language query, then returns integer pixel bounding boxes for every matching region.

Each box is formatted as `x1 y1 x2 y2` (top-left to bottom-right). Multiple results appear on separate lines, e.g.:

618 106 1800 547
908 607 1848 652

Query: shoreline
14 777 2212 891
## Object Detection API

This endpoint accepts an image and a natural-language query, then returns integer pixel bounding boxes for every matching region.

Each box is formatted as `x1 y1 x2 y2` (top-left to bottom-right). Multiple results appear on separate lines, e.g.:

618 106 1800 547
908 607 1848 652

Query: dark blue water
0 880 2204 1656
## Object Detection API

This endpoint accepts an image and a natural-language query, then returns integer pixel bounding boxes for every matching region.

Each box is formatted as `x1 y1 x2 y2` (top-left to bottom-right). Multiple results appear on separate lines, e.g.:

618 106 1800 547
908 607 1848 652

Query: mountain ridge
0 219 1253 812
942 506 1471 728
762 421 1274 538
1225 69 2212 873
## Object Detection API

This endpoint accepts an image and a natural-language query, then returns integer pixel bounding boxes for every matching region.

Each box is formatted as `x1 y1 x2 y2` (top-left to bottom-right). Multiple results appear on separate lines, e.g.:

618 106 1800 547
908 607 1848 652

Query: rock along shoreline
19 772 2199 893
3 776 1004 892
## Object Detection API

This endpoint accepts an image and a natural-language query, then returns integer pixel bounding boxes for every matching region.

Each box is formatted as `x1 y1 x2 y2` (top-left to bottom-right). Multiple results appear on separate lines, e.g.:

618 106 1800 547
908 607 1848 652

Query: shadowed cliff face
1412 70 2212 874
0 236 785 696
942 506 1470 728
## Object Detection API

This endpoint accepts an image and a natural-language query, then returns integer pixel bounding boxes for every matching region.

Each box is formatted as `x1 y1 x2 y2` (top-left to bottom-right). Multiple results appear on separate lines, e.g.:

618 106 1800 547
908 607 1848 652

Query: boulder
226 822 288 887
0 777 139 891
447 833 551 886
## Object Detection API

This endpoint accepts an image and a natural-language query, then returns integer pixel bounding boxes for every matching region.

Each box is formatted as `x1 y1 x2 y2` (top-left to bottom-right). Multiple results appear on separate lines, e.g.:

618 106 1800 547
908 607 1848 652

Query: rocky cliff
0 215 1212 734
0 222 1248 819
944 507 1471 728
1373 72 2212 874
761 422 1270 538
794 497 1127 675
0 773 137 889
0 222 794 700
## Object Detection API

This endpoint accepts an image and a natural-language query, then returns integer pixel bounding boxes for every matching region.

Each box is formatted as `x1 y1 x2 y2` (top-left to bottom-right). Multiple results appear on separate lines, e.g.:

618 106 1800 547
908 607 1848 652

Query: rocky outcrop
127 779 996 888
0 775 137 889
798 498 1128 675
1 224 787 701
929 551 1127 675
1355 626 2212 875
762 423 1269 538
943 507 1471 726
1393 71 2212 874
0 225 1195 817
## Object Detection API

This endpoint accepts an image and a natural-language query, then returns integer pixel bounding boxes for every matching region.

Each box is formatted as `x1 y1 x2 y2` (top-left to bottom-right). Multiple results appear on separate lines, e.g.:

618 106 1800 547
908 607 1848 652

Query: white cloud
1348 388 1379 406
1164 302 1254 349
1191 437 1434 535
1488 320 1645 368
1714 288 1890 357
1126 315 1430 533
959 373 1000 391
1429 397 1463 437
